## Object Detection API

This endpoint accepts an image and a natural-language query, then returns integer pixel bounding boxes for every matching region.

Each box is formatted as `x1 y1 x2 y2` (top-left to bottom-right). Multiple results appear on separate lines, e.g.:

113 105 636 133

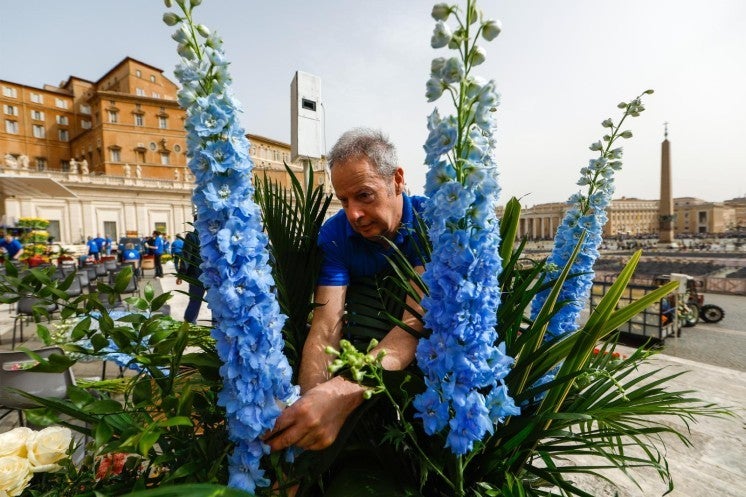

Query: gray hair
327 128 399 177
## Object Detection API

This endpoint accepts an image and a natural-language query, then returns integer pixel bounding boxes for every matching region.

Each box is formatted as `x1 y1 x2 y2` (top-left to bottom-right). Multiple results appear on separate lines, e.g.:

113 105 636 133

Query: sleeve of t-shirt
316 224 350 287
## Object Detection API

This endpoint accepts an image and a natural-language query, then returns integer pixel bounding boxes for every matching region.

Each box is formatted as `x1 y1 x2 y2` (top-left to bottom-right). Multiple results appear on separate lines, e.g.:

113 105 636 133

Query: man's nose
346 202 365 221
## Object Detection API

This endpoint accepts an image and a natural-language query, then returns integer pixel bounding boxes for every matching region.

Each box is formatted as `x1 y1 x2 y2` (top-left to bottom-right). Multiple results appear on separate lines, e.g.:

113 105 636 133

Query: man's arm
266 267 425 452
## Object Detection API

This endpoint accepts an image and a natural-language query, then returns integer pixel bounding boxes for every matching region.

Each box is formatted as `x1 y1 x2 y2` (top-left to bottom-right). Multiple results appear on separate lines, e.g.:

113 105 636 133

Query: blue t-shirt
87 239 100 254
123 248 141 261
317 193 427 287
170 237 184 255
0 239 23 258
153 236 164 255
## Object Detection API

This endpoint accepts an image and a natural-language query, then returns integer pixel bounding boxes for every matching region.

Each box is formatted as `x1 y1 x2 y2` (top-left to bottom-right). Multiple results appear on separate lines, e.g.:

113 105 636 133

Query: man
93 233 106 256
267 128 426 452
146 231 165 278
175 230 204 323
104 235 113 256
86 235 100 261
121 242 141 278
0 233 24 261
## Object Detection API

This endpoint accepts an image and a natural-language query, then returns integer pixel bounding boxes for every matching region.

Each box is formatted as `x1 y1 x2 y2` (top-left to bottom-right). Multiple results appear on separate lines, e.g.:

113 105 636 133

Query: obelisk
658 123 674 244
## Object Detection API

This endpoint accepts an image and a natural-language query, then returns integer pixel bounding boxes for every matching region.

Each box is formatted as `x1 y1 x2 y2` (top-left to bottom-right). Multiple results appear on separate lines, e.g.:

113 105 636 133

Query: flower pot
141 255 155 270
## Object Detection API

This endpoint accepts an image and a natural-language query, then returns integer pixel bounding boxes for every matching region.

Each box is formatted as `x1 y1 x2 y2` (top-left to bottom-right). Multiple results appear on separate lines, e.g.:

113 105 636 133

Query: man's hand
264 376 364 452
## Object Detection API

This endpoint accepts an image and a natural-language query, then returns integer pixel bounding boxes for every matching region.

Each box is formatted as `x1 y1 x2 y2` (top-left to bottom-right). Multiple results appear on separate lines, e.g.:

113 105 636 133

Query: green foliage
327 195 727 496
254 161 332 374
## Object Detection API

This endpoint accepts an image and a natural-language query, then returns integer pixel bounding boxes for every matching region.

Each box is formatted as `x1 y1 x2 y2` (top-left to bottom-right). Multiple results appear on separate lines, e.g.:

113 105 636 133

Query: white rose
0 428 33 458
0 455 32 497
25 426 72 473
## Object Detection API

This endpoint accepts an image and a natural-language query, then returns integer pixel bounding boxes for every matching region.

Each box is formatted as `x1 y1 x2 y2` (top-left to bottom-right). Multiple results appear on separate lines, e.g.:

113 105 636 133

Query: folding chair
0 346 75 427
11 296 57 349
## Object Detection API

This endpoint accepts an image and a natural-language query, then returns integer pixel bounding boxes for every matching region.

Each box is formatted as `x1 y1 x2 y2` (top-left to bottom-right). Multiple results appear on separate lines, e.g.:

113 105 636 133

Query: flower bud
447 28 466 49
190 0 202 6
589 141 603 151
469 45 486 66
601 118 613 128
430 57 446 76
196 24 211 37
431 3 451 21
431 21 452 48
644 89 654 94
426 78 444 102
362 389 373 400
163 12 180 26
467 2 478 24
177 43 196 60
617 102 627 109
482 19 502 41
163 0 173 7
620 130 633 138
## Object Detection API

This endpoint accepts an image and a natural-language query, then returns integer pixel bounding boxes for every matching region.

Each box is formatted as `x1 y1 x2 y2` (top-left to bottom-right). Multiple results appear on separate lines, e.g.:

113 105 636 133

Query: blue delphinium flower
165 3 298 492
530 94 652 341
414 1 518 456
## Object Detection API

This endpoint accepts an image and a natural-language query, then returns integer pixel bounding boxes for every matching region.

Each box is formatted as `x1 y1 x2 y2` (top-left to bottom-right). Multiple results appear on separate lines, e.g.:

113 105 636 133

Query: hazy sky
2 0 744 206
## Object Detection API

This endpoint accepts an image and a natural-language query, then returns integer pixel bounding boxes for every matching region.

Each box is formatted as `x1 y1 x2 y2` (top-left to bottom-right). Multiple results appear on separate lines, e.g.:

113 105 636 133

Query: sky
2 0 744 207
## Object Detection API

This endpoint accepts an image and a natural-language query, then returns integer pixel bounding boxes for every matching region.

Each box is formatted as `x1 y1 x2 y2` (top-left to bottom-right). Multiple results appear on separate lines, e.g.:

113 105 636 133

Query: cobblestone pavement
658 293 746 372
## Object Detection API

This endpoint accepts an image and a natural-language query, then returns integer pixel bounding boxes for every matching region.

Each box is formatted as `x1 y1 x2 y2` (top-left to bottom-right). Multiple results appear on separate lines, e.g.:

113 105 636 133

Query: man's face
331 157 404 240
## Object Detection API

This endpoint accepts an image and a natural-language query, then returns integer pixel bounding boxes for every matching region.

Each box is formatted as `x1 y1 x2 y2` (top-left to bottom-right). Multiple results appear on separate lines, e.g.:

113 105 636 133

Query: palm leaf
255 161 332 372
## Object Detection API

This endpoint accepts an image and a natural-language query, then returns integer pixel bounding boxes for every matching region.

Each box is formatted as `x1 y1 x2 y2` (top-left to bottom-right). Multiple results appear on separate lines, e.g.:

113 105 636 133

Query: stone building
516 197 738 240
674 197 736 235
0 57 329 244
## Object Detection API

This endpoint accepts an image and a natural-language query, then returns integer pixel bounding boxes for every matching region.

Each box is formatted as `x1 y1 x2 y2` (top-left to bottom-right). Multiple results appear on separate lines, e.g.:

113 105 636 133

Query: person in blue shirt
267 128 426 453
86 236 100 261
0 233 24 260
121 243 141 277
146 230 165 278
175 230 204 323
104 235 113 255
170 235 184 256
93 233 106 255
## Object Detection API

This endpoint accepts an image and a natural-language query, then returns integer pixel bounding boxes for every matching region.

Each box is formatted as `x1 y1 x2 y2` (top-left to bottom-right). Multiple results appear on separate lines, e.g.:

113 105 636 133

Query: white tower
290 71 323 162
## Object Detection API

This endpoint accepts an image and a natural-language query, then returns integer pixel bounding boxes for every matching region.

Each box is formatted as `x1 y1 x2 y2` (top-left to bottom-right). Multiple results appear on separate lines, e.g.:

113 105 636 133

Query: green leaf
123 483 255 497
95 421 114 445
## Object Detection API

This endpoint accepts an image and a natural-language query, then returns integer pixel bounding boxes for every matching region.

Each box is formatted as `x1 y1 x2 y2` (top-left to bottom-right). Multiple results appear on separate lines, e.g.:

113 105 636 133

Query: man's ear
393 167 405 194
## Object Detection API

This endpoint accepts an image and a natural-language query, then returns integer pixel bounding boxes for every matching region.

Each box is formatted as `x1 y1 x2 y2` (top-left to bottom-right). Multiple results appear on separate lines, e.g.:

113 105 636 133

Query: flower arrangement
0 0 727 496
16 218 50 231
0 426 72 496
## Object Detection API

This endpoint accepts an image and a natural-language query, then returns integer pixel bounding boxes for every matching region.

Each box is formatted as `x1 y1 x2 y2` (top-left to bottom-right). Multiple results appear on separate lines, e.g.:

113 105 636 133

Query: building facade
517 197 738 240
0 57 330 244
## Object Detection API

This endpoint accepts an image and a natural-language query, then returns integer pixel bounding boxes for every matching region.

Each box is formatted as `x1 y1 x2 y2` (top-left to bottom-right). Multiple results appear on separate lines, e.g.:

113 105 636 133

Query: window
134 114 144 126
31 110 45 120
30 93 43 104
152 92 160 99
103 221 117 242
5 120 18 134
56 115 68 125
32 124 45 138
81 119 92 129
108 110 118 123
60 160 70 172
3 104 17 116
58 129 69 142
150 75 156 83
110 149 121 162
173 144 181 153
136 150 146 163
35 157 47 171
55 98 68 109
149 142 157 151
158 116 167 129
136 88 145 96
2 86 17 98
136 69 142 77
47 221 61 243
160 152 170 165
80 103 91 114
